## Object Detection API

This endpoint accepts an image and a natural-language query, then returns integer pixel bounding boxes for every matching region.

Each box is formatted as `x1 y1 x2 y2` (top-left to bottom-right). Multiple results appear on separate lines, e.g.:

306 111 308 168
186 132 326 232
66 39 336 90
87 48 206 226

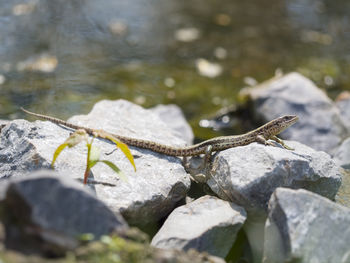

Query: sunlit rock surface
150 104 194 145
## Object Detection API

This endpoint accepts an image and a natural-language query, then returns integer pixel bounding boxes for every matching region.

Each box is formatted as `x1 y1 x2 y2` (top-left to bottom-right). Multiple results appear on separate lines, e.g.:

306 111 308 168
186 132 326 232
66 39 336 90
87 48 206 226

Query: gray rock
336 91 350 133
150 104 194 145
207 141 341 212
240 72 348 154
0 170 128 254
0 119 9 126
151 195 246 258
334 137 350 170
203 141 341 262
336 169 350 209
263 188 350 263
0 100 191 225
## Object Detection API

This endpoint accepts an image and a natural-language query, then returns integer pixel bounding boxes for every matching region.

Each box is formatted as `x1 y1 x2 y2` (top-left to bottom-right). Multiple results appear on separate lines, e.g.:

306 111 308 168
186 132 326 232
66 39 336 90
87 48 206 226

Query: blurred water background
0 0 349 139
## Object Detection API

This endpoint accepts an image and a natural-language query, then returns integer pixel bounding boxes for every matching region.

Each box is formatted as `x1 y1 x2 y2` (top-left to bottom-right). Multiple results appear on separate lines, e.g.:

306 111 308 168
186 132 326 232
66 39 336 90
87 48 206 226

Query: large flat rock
264 188 350 263
0 100 191 225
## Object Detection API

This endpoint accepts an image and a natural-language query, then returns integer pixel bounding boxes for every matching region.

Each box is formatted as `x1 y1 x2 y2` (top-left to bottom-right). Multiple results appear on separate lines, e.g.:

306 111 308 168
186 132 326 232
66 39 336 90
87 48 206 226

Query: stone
334 137 350 170
150 104 194 145
0 119 9 133
0 100 191 225
240 72 348 154
201 141 341 262
206 141 341 212
263 188 350 263
0 119 9 126
151 195 246 258
336 91 350 133
335 169 350 209
0 171 128 255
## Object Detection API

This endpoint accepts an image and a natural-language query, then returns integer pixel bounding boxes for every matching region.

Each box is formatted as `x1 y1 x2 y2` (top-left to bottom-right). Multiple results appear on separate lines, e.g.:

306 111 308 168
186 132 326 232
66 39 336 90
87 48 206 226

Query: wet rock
150 104 194 145
240 72 348 154
207 141 341 212
196 59 222 78
334 137 350 169
151 195 246 258
336 91 350 133
16 53 58 73
263 188 350 263
0 171 128 255
0 100 191 226
174 27 200 42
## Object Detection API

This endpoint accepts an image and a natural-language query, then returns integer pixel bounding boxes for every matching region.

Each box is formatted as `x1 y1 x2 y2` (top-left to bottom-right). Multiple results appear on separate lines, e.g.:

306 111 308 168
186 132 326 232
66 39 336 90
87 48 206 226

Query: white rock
0 100 191 226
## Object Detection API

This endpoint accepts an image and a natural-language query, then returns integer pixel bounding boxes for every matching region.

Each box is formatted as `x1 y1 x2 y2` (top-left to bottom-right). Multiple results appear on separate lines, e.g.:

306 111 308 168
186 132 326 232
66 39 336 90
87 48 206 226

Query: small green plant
51 129 136 184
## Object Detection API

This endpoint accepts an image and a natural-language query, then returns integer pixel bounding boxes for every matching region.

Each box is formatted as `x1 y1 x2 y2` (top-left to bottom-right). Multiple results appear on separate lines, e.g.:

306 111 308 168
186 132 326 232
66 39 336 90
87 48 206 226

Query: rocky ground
0 72 349 262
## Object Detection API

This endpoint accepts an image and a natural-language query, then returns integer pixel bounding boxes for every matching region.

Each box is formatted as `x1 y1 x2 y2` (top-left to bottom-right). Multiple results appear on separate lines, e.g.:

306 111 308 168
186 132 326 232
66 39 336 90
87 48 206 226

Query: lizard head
263 115 299 137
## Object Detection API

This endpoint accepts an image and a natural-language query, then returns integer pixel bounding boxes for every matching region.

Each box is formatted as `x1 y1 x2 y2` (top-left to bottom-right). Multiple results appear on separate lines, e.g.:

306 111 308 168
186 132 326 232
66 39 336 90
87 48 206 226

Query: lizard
20 107 298 158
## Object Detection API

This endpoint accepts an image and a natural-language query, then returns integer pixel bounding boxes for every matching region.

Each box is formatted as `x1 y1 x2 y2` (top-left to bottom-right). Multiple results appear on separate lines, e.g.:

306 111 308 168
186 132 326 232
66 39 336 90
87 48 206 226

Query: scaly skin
21 107 298 156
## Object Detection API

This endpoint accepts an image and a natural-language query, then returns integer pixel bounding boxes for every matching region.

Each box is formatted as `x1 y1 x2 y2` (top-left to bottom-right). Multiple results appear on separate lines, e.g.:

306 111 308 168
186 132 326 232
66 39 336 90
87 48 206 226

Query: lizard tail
20 107 94 134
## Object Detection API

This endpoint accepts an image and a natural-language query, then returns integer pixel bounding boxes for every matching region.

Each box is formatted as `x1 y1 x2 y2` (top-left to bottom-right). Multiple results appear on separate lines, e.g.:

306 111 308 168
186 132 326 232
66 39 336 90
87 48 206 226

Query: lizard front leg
256 135 275 147
271 135 294 150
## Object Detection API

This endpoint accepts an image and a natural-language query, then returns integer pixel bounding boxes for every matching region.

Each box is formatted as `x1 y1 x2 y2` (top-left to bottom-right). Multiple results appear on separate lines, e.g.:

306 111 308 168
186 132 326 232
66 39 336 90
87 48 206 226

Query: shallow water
0 0 350 139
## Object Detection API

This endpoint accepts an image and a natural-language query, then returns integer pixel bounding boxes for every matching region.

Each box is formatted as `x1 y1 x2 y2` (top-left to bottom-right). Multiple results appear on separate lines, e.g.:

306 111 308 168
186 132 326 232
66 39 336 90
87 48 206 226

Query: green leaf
52 130 90 169
78 233 95 242
89 145 101 163
100 160 127 181
106 135 136 172
88 160 99 169
51 143 69 168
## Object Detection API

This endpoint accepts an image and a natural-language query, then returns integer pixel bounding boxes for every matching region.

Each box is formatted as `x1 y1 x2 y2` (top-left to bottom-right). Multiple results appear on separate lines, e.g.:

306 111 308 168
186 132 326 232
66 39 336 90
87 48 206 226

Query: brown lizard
21 107 298 157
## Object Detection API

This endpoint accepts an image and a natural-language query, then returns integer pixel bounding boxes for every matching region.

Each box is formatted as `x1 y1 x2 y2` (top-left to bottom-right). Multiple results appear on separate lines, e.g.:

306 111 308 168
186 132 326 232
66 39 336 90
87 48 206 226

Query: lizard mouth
290 115 299 125
275 115 298 134
282 115 299 126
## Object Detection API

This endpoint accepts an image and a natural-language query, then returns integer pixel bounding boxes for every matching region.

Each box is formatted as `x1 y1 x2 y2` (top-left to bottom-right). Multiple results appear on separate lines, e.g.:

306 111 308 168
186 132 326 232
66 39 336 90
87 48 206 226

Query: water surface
0 0 350 138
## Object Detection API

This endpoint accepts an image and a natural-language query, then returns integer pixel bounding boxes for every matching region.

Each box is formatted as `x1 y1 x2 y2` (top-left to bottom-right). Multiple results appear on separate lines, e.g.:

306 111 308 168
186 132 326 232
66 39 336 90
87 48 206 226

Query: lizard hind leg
182 156 190 170
204 145 213 167
189 145 213 183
